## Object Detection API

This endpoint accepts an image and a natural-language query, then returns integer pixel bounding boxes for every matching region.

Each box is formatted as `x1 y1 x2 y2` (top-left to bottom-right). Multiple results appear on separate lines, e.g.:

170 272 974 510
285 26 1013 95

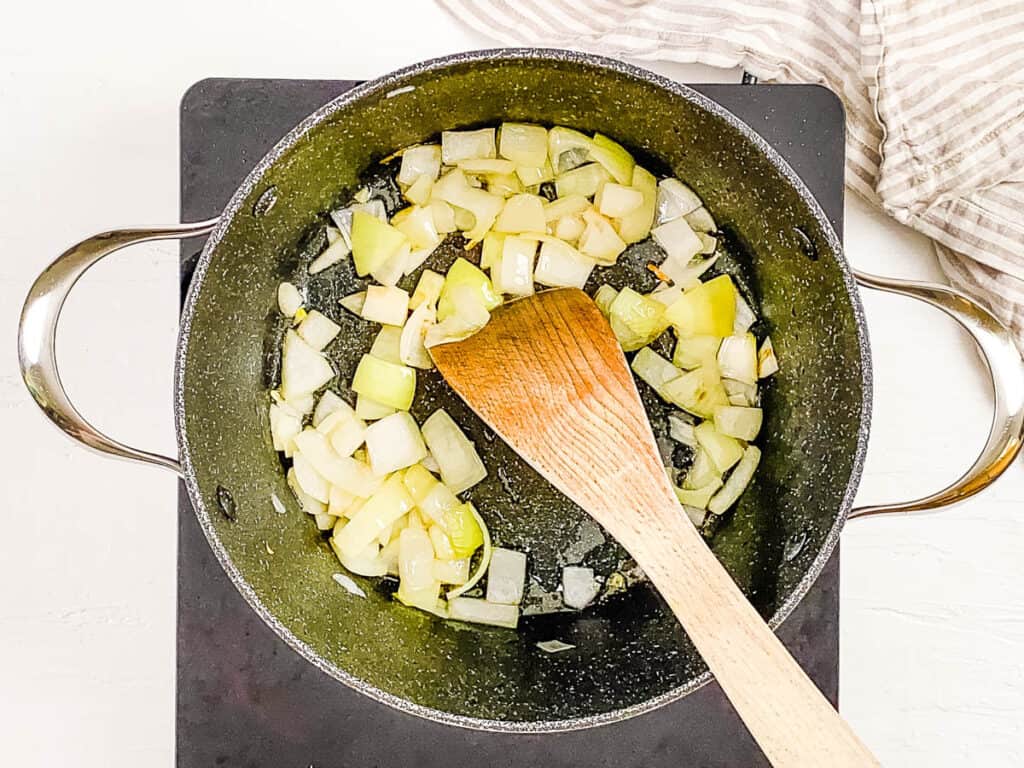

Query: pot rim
174 47 872 733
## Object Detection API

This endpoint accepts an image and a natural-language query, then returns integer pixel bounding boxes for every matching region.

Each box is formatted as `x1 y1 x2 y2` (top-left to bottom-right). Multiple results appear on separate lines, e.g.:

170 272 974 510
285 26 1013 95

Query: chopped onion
554 163 611 199
334 475 414 558
433 557 470 585
370 241 410 287
486 172 523 198
328 484 357 517
660 253 719 288
663 366 730 419
291 451 331 503
664 274 737 338
398 144 442 186
399 303 436 369
421 453 441 474
673 335 721 370
392 205 440 250
694 421 744 473
312 390 351 427
270 493 287 515
578 209 627 265
650 282 684 307
364 412 428 475
722 377 758 407
548 126 593 172
709 445 761 515
428 524 457 561
314 512 337 531
514 162 554 186
277 282 303 317
668 412 698 447
325 226 342 244
684 447 720 489
351 354 416 411
429 199 457 234
758 336 779 378
498 122 548 167
655 178 703 224
554 215 585 243
296 310 341 351
421 409 487 494
543 194 590 222
675 477 721 509
409 269 445 311
436 257 500 322
284 391 315 416
269 403 302 454
717 333 758 385
309 237 350 275
714 405 763 441
615 166 657 244
593 284 618 317
369 325 403 364
446 504 492 599
651 216 702 264
355 394 396 421
630 347 680 400
403 174 434 206
685 206 716 233
588 132 635 184
607 287 668 352
698 232 717 255
397 527 436 591
681 504 708 527
441 128 496 164
350 210 408 277
596 182 643 218
331 571 367 598
361 285 410 326
459 158 516 176
280 330 334 401
534 238 596 289
286 467 326 515
448 597 518 629
493 236 537 296
486 548 527 605
537 639 576 654
339 291 366 316
734 292 757 334
494 193 546 234
562 566 600 610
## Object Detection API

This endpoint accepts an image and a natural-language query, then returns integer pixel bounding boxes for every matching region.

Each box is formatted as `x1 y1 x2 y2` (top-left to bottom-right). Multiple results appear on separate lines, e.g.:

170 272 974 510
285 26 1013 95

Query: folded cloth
438 0 1024 348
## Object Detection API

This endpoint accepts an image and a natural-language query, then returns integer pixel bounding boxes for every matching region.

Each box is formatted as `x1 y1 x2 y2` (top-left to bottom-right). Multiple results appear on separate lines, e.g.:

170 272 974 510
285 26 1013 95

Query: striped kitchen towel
438 0 1024 348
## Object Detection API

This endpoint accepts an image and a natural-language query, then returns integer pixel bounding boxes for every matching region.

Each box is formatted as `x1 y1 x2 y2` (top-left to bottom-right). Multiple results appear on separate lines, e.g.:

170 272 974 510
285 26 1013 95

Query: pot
19 49 1024 731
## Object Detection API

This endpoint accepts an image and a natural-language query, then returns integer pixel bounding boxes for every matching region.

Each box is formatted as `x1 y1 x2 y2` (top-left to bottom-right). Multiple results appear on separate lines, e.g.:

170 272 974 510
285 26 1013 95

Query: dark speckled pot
175 49 869 731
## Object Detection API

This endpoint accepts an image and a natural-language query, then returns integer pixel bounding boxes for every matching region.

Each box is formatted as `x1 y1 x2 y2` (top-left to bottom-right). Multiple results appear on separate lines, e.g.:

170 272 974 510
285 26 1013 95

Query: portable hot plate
178 77 845 767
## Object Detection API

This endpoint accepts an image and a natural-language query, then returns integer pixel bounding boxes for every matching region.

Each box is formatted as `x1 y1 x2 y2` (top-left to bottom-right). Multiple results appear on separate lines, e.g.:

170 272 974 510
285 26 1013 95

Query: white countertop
2 2 1022 765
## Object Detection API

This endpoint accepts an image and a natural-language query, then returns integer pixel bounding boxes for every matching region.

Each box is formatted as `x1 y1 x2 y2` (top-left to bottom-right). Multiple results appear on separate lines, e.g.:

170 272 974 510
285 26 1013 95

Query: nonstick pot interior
176 50 869 729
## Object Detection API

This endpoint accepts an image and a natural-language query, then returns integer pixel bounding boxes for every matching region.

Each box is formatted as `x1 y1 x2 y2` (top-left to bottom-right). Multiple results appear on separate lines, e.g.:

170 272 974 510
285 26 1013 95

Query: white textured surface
1 2 1021 765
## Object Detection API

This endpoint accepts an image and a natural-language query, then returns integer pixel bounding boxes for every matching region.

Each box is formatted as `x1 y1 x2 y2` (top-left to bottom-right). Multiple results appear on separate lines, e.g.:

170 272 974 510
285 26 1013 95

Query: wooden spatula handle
630 498 879 767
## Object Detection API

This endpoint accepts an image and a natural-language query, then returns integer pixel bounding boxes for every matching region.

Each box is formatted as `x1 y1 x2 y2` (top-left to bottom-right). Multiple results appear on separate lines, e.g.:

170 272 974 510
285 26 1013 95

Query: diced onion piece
270 492 287 515
486 548 527 605
616 166 657 244
683 447 720 489
403 174 434 206
428 524 457 561
432 170 505 241
548 126 594 173
650 282 684 307
498 123 548 167
312 390 351 427
280 330 334 401
593 284 618 317
579 209 627 265
664 275 737 337
331 571 368 598
355 394 395 421
399 302 436 369
668 412 698 447
421 409 488 494
714 405 763 441
708 444 761 514
651 216 703 264
405 245 437 276
325 226 342 245
554 215 585 243
436 257 501 322
364 412 428 475
685 206 717 233
674 477 723 509
608 287 668 352
398 464 433 503
661 253 719 288
286 467 326 515
494 193 546 234
662 366 730 419
296 310 341 351
493 236 537 296
537 639 576 653
480 232 505 270
562 566 600 610
294 427 370 491
434 557 470 585
269 403 302 454
452 205 476 230
723 377 758 407
410 269 445 311
351 354 416 411
285 391 315 416
543 194 590 222
459 158 516 176
277 282 303 317
369 240 411 287
328 485 358 518
681 504 708 527
694 421 744 473
350 210 408 277
485 172 522 198
339 291 366 316
314 512 337 531
397 526 436 591
596 182 643 218
441 128 496 164
423 299 490 348
445 504 492 599
429 199 457 234
392 205 440 250
398 144 442 185
514 162 554 186
759 336 779 378
291 451 331 503
335 475 415 558
324 411 367 457
534 239 596 289
656 178 703 224
717 333 758 385
631 347 681 401
734 292 757 334
555 163 611 199
588 133 635 184
673 335 721 370
369 325 403 364
361 285 410 326
421 453 441 474
309 237 350 275
415 482 458 526
698 232 717 255
448 597 518 629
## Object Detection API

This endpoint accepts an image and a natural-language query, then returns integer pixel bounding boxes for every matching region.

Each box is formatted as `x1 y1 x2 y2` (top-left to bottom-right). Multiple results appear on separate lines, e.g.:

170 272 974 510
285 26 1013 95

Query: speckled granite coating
175 50 868 734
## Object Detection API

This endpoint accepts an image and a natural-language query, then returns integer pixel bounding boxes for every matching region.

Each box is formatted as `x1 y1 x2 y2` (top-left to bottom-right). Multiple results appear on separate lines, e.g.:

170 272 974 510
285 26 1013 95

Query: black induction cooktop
178 77 844 768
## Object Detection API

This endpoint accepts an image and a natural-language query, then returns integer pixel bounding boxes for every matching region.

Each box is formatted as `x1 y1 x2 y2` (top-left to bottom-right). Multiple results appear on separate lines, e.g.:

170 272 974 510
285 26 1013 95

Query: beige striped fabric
438 0 1024 348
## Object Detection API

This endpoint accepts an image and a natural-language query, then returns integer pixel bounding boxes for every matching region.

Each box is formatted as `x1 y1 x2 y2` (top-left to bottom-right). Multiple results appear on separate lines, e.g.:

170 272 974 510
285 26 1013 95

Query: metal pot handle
17 220 220 476
849 269 1024 519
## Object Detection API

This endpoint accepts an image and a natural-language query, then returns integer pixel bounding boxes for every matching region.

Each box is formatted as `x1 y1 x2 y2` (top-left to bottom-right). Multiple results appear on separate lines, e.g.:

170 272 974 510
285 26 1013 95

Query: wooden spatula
431 288 878 767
